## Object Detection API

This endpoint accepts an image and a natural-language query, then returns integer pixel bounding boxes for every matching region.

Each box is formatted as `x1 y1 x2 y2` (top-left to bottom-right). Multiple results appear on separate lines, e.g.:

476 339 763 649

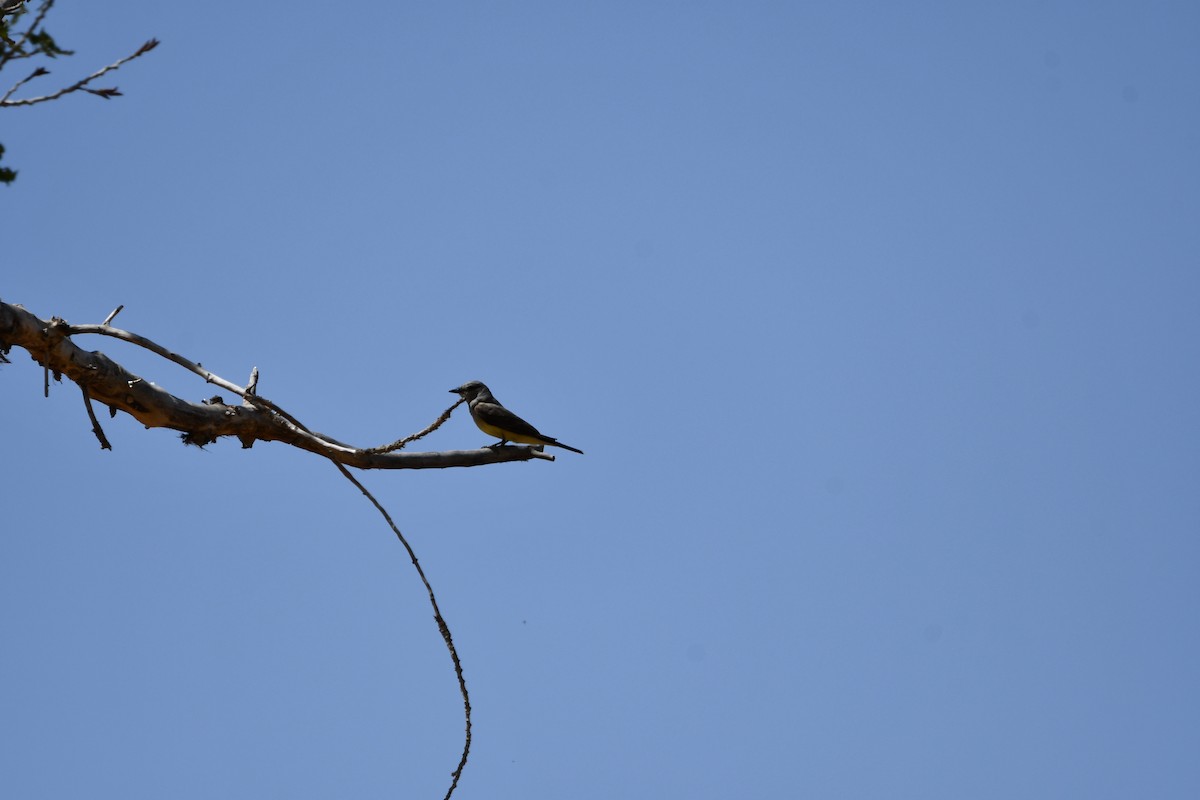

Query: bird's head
450 380 490 403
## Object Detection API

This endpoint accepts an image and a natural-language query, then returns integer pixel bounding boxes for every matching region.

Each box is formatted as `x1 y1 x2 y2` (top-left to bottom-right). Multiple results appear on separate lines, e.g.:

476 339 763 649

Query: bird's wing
473 400 546 439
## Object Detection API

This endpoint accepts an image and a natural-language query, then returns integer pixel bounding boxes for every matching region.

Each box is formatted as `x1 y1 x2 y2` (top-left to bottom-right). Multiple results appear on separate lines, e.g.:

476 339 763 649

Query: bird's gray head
450 380 492 403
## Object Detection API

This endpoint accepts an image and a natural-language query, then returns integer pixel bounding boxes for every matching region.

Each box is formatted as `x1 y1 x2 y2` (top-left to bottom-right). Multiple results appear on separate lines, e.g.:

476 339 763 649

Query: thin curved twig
332 462 471 800
369 397 465 453
1 36 158 106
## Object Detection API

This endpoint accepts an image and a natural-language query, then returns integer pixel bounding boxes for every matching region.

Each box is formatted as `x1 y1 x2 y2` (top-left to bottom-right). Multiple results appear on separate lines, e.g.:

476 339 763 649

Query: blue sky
3 2 1199 797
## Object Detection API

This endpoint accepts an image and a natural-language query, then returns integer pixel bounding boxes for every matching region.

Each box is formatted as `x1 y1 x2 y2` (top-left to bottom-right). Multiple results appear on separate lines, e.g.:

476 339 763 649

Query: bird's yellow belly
474 417 543 445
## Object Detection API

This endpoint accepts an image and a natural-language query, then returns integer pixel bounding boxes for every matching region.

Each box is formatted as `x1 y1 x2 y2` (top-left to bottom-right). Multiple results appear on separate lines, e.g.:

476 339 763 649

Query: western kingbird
450 380 584 454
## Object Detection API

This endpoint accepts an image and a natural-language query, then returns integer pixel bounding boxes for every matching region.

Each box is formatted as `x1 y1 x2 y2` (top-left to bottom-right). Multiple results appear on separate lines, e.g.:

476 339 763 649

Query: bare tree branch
3 295 496 800
1 37 158 106
0 300 554 468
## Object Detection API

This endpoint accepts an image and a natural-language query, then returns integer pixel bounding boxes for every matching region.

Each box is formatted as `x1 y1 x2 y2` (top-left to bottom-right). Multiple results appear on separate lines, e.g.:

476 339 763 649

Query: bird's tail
547 438 584 455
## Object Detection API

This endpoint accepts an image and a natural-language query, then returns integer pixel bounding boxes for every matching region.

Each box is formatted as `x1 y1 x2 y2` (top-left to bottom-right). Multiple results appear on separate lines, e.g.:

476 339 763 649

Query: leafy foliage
0 142 15 184
1 1 154 185
23 27 73 58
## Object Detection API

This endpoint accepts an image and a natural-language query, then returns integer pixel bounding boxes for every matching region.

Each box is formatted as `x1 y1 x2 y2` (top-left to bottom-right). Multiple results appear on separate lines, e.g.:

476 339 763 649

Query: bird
1 1 25 19
450 380 583 454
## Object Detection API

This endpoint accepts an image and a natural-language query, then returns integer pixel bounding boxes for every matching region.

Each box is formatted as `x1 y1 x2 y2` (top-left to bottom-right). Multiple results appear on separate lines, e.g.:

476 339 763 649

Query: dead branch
1 37 159 106
0 299 552 467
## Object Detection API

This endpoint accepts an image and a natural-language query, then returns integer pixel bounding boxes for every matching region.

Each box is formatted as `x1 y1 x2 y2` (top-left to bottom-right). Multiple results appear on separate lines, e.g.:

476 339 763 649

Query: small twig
245 366 259 396
101 304 123 326
368 398 465 454
0 63 42 101
80 385 112 450
332 462 471 800
1 36 158 107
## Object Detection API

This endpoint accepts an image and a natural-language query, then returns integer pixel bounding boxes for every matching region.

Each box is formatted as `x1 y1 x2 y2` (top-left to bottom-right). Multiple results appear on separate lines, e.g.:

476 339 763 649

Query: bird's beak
449 388 462 395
